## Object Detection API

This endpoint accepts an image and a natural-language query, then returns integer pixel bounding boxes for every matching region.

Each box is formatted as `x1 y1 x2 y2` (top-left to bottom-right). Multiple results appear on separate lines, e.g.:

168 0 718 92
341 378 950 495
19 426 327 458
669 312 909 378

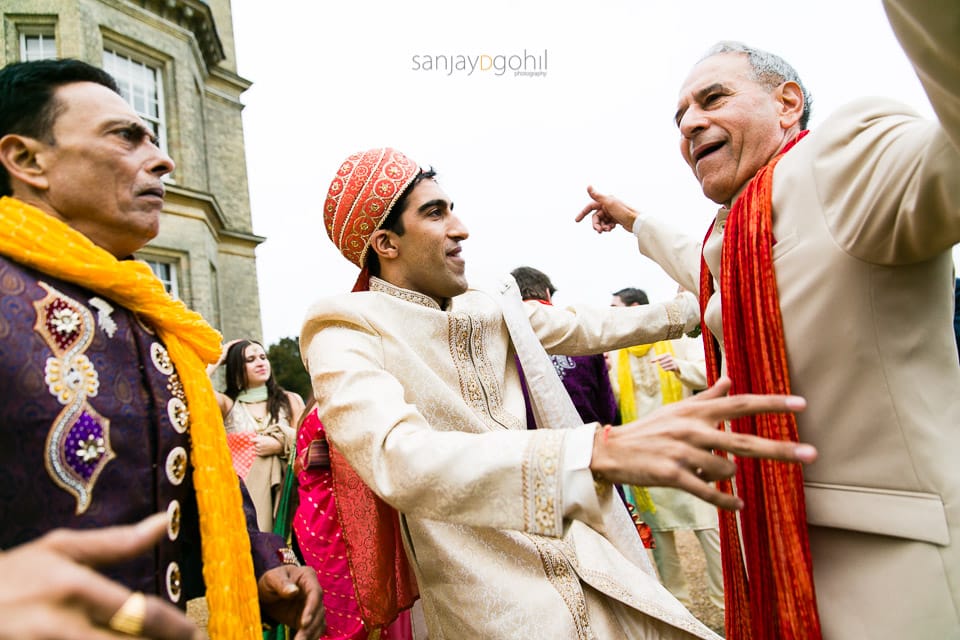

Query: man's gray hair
702 41 813 129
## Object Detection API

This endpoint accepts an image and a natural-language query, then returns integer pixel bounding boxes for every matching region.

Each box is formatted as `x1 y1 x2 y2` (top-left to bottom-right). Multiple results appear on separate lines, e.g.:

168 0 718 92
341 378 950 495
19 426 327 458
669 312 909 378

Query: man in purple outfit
0 58 324 639
511 266 619 428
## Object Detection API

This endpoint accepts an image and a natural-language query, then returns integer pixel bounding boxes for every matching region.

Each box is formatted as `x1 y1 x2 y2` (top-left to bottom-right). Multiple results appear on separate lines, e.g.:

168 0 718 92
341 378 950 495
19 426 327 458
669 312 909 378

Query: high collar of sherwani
369 276 453 311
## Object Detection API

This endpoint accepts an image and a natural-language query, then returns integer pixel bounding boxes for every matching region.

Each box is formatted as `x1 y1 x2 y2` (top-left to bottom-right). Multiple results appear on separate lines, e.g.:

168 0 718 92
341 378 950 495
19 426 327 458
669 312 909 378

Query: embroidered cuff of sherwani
559 424 605 533
659 292 699 337
522 428 566 536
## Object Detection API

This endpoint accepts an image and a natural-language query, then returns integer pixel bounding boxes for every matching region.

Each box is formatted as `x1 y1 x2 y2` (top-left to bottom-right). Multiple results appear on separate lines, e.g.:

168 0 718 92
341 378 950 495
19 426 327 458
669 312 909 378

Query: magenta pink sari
294 409 412 640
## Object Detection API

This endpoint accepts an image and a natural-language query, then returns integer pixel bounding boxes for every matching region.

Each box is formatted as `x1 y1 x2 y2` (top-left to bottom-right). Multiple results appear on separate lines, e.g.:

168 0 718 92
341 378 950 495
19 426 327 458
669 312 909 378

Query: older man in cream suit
580 1 960 638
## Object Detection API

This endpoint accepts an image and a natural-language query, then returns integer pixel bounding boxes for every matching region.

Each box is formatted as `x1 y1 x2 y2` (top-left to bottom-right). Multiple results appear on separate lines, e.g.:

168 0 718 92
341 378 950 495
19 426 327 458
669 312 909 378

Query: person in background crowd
511 266 619 428
211 338 305 532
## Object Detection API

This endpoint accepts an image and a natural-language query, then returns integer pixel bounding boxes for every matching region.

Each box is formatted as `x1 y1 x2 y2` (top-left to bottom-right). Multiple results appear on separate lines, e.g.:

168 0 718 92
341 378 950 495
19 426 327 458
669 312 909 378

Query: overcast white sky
231 0 950 346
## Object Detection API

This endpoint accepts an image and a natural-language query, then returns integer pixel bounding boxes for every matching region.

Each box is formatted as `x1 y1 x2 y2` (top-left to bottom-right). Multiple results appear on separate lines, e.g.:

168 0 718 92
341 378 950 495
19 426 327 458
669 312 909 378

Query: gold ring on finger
108 591 147 636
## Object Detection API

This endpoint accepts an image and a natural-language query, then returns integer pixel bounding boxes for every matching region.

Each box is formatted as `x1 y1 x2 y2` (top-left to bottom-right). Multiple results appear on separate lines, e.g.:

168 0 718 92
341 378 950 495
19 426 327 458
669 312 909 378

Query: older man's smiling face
675 53 794 207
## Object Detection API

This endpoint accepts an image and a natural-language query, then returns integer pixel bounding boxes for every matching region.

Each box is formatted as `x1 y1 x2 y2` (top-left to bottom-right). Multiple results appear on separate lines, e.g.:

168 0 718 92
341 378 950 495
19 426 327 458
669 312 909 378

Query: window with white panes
102 49 166 151
145 259 179 298
20 30 57 61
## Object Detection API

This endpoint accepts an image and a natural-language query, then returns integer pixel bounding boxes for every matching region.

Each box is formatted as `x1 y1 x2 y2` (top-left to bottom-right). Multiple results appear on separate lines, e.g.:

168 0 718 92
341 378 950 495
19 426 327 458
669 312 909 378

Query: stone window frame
5 14 58 62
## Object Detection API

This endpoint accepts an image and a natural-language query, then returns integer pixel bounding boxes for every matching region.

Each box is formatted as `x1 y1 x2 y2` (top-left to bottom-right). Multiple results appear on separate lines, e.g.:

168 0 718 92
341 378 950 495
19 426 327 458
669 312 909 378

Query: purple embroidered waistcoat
0 256 281 606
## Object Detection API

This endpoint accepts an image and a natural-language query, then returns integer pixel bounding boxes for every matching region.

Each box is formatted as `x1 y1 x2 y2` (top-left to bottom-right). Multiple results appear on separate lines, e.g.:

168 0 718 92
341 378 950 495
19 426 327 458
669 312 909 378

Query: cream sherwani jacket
301 277 719 639
632 1 960 637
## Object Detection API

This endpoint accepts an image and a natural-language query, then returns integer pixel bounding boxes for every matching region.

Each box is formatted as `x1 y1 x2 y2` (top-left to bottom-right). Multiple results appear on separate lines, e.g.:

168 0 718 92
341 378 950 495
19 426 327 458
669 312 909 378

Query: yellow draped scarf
616 341 683 422
616 341 684 514
0 197 261 638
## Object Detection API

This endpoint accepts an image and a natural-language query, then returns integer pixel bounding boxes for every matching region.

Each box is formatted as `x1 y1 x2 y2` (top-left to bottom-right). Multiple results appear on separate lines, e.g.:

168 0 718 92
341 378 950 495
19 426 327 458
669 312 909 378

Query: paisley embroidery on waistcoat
34 282 113 514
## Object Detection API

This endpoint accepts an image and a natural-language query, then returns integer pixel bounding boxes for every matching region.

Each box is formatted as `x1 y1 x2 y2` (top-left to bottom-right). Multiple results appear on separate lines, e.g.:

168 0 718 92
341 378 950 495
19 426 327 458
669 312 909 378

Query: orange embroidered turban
324 148 420 285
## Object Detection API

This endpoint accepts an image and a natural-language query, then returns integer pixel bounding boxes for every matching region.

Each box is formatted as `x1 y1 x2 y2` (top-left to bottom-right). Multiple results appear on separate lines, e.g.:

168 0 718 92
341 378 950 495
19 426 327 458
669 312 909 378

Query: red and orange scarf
328 445 418 631
699 130 823 639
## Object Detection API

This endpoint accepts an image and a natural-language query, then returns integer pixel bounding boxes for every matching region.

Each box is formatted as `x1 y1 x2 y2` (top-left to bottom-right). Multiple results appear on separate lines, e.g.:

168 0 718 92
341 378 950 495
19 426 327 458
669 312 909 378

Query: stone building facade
1 0 264 341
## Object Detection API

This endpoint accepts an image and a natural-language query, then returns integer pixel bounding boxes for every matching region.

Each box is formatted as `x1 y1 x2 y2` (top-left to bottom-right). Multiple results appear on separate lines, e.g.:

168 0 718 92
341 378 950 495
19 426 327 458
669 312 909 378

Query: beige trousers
650 528 724 611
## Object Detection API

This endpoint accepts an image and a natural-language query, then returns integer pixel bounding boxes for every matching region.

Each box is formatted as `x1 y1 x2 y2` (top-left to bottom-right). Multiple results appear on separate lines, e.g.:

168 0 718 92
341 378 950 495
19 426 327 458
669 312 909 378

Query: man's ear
0 134 49 192
369 228 400 262
777 81 805 130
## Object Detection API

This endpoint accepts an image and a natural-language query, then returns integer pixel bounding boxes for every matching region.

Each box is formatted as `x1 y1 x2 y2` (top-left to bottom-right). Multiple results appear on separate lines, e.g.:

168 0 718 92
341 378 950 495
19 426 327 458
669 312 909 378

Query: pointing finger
575 201 599 223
